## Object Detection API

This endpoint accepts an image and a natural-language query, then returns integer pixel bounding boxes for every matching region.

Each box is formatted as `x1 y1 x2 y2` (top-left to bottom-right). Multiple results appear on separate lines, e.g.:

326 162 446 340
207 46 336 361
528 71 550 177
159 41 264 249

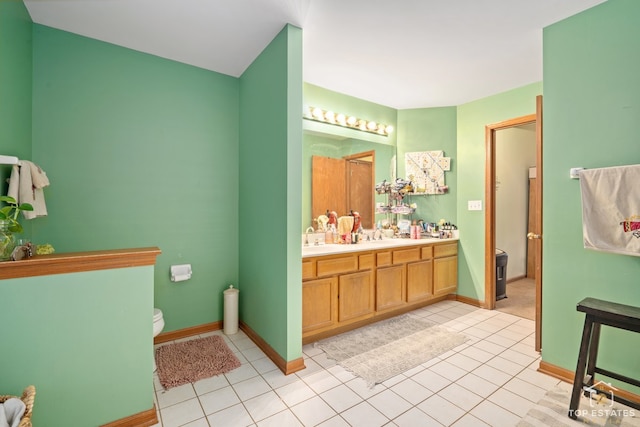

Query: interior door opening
485 95 543 352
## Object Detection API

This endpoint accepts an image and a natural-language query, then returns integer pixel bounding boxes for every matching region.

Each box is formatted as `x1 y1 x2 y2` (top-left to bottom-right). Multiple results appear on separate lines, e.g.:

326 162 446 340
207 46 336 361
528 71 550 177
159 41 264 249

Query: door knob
527 232 541 240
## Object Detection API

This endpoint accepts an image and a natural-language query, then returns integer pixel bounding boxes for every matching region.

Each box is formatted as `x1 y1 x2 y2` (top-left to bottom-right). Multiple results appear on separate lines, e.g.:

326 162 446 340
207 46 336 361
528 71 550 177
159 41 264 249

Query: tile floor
151 300 566 427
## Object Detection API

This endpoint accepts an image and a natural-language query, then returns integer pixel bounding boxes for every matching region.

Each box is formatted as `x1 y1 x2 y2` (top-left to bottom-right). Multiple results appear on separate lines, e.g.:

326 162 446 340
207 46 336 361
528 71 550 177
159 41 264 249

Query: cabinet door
434 255 458 295
376 265 405 312
303 277 337 333
338 271 374 323
406 259 433 303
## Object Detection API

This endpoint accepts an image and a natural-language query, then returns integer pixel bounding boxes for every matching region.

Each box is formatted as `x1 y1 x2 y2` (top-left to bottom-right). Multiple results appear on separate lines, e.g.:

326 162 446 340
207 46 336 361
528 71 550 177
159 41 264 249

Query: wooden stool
568 297 640 419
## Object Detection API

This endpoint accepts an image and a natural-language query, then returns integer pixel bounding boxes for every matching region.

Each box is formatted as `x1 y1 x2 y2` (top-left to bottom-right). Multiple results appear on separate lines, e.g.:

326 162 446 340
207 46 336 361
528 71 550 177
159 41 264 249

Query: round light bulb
385 125 394 134
336 113 346 125
367 121 377 131
346 116 357 126
312 107 324 120
324 111 336 123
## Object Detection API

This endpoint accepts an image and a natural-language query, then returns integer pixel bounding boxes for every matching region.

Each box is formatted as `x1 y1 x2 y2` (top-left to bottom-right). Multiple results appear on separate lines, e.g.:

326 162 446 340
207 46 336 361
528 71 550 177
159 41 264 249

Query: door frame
484 95 543 351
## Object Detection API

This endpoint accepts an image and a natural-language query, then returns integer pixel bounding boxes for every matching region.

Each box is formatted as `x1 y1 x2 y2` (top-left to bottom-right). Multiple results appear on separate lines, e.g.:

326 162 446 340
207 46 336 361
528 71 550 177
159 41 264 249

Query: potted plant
0 196 33 261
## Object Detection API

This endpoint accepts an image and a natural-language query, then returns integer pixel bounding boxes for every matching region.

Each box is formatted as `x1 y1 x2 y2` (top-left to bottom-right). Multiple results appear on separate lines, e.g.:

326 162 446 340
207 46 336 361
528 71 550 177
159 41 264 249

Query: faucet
304 227 315 246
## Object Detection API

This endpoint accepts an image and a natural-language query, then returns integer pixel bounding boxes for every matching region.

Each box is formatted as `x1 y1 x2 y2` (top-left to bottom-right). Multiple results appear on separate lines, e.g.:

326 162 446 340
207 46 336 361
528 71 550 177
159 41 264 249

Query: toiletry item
325 228 332 244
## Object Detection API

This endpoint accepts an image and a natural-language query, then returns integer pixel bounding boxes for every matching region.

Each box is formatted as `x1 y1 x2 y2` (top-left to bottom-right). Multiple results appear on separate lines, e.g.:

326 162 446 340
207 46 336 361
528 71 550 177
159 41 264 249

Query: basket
0 385 36 427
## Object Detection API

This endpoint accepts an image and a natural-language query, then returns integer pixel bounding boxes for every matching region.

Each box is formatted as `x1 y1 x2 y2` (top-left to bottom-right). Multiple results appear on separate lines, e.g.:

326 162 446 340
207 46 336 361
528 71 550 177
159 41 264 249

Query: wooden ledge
0 247 162 280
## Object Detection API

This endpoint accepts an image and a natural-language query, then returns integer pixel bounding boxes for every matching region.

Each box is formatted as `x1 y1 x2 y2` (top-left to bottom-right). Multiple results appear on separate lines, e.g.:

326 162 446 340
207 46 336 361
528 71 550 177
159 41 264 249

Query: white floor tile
151 300 566 427
470 400 521 427
232 375 272 401
455 373 501 398
438 383 483 411
412 369 451 393
207 403 254 427
302 369 341 394
290 395 337 426
417 394 466 426
243 391 288 422
156 384 196 409
275 379 317 406
390 378 434 405
392 407 443 427
341 401 389 427
367 389 413 419
159 398 205 427
429 360 469 381
317 415 351 427
450 413 490 427
257 409 302 427
487 388 537 417
502 377 548 403
199 385 241 415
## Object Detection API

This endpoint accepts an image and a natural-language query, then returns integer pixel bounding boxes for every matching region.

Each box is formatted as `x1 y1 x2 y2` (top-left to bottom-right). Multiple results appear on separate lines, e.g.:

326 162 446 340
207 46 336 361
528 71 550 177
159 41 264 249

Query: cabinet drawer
302 260 315 280
393 247 420 264
376 251 392 267
359 253 374 270
317 255 358 277
434 243 457 258
421 246 433 259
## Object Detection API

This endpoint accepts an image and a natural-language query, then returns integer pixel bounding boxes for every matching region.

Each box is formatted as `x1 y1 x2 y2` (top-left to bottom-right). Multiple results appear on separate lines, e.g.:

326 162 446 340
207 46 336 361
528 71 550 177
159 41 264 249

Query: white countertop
302 236 459 258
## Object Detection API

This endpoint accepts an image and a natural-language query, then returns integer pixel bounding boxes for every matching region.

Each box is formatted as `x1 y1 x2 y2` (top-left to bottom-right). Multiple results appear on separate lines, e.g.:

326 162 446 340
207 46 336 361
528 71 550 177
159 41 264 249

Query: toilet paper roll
171 273 191 282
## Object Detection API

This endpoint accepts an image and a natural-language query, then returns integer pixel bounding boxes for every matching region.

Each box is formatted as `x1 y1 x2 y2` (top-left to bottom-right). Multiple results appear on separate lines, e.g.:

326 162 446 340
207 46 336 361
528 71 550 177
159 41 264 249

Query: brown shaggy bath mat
155 335 241 389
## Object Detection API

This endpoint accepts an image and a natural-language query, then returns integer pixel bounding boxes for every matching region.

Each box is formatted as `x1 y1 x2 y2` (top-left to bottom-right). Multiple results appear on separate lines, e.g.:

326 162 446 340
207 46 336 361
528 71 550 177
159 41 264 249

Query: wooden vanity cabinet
433 243 458 296
302 253 374 337
303 241 458 342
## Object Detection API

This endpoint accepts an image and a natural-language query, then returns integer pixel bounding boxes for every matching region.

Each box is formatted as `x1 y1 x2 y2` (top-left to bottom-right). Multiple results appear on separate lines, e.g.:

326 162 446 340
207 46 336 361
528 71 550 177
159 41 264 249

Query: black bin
496 249 508 301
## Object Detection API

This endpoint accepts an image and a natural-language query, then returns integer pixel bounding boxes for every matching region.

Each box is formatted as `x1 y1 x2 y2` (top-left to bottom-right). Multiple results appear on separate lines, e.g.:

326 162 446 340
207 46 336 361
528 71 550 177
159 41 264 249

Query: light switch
468 200 482 211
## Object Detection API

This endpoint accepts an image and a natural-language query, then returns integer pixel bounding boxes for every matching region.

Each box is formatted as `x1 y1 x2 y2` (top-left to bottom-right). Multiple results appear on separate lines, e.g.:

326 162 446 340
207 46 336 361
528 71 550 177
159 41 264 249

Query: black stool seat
568 297 640 419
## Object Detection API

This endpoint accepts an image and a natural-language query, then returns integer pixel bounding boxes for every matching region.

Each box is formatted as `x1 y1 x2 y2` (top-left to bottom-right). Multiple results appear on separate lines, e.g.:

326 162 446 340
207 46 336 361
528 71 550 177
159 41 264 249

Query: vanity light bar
303 106 394 137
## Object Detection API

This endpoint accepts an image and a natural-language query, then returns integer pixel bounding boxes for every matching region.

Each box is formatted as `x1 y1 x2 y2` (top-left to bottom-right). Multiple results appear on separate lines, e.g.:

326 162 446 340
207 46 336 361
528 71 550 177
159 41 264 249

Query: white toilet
152 308 165 372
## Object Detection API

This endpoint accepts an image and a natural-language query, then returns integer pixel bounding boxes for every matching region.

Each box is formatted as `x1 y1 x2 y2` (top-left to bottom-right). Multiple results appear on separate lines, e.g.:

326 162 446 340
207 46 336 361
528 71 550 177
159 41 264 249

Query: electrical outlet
468 200 482 211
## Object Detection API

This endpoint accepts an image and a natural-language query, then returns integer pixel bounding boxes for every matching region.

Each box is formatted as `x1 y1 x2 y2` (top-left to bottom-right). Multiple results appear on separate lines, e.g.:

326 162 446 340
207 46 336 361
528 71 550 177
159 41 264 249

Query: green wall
0 0 32 231
238 25 303 361
0 266 155 426
455 83 542 302
542 0 640 392
397 107 458 226
31 25 240 332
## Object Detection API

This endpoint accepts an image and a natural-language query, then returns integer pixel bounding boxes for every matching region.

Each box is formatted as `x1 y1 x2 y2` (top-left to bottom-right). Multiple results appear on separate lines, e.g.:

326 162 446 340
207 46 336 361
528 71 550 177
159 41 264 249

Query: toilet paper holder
170 264 192 282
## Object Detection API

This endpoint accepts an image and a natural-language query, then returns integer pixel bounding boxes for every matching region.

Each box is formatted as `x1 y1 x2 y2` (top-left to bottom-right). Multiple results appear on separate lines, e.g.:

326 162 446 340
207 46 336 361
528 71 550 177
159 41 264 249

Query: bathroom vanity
302 237 458 343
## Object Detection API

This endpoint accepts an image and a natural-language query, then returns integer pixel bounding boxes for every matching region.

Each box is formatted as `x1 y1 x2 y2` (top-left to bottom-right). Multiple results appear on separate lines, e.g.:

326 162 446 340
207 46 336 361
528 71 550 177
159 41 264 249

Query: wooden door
338 271 374 323
312 156 346 220
347 159 374 229
302 277 337 333
376 265 405 311
407 260 434 302
526 177 537 279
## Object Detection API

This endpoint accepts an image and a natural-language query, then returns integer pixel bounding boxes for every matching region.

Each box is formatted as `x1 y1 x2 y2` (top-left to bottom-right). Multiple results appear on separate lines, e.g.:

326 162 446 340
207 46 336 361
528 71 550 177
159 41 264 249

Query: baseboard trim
154 321 222 344
455 294 484 308
240 321 306 375
538 360 640 405
101 404 158 427
152 319 304 376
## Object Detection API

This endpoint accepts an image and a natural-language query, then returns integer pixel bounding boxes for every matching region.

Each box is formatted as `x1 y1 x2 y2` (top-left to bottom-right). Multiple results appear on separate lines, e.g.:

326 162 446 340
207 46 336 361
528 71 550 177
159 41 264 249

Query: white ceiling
24 0 606 109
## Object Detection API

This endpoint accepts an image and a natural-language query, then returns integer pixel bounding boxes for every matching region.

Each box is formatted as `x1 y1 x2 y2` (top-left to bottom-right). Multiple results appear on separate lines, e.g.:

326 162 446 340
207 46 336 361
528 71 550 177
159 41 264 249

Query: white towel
7 160 49 219
0 398 26 427
579 164 640 257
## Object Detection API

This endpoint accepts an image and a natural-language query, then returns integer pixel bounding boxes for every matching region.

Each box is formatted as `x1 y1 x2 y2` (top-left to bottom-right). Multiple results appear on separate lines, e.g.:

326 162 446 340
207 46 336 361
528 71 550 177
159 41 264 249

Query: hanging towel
579 164 640 257
7 160 49 219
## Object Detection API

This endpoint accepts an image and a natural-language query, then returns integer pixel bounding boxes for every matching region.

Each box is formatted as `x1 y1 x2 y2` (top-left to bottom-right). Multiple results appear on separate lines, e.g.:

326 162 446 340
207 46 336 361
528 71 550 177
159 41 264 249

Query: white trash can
223 284 239 335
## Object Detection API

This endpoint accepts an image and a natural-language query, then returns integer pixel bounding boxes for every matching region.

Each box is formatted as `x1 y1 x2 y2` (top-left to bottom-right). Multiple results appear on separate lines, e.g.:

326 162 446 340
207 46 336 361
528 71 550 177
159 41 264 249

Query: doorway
311 150 375 229
484 96 543 351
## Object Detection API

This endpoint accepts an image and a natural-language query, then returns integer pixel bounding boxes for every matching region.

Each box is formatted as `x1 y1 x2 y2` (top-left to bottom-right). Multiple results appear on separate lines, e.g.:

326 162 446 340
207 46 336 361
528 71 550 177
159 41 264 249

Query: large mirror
302 130 396 232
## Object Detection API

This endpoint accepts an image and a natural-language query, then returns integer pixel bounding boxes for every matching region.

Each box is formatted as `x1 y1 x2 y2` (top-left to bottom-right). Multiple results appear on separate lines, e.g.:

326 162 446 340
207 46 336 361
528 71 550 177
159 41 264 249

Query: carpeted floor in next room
151 300 638 427
495 278 536 321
